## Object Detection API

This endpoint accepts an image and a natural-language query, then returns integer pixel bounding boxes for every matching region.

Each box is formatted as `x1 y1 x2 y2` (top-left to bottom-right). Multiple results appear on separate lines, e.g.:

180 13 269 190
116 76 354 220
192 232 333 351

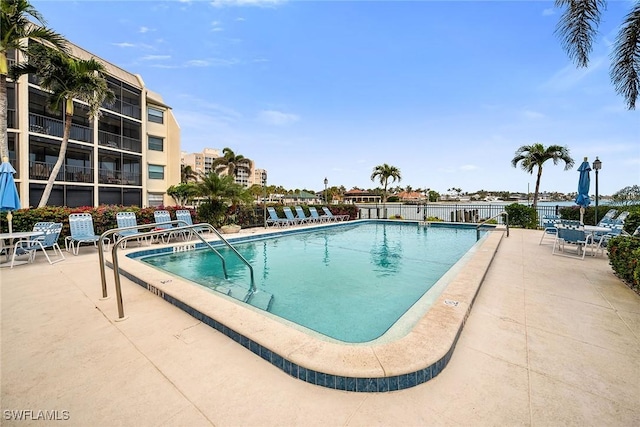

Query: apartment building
182 148 266 188
5 41 180 208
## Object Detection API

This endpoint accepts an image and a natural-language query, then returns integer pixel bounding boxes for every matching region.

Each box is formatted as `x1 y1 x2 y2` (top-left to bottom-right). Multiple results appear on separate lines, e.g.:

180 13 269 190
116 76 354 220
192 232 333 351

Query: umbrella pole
580 207 585 225
7 211 12 234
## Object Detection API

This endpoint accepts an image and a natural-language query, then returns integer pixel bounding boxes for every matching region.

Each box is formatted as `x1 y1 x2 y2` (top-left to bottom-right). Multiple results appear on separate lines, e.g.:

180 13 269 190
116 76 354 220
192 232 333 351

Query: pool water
141 222 484 343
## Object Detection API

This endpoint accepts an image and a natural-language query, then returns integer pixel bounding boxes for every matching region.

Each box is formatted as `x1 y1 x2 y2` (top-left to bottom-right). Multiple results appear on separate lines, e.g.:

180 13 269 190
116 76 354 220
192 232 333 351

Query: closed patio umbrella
0 157 21 233
574 157 591 225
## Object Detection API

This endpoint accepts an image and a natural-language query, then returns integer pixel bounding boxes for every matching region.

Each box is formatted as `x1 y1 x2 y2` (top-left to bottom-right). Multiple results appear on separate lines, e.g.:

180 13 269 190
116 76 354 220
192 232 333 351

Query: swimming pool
140 222 484 343
118 220 504 392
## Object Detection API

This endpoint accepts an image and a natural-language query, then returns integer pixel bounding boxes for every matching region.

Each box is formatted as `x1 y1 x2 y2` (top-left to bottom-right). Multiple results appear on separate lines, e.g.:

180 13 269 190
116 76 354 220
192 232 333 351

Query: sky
32 0 639 196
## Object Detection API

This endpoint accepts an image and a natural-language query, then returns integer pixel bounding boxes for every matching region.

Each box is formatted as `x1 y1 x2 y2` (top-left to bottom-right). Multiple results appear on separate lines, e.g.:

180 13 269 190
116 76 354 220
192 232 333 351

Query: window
148 136 164 151
148 193 164 208
147 107 164 124
148 164 164 180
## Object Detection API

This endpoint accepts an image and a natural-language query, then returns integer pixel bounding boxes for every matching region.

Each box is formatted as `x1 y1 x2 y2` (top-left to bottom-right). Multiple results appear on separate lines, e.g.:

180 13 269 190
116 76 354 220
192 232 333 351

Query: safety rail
97 221 255 320
476 211 509 240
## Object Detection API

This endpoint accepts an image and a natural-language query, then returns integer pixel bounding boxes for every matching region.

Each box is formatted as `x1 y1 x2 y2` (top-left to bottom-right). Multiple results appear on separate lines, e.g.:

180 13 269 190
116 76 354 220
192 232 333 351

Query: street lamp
324 177 328 205
592 157 602 225
262 171 268 228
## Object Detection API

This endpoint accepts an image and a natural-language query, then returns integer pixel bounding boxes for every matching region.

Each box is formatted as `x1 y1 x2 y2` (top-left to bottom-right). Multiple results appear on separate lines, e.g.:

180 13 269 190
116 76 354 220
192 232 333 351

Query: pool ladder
97 221 256 320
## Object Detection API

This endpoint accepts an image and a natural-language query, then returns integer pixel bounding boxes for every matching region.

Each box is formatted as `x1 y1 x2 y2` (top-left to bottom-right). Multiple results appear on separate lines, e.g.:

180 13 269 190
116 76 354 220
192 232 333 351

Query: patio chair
65 213 110 255
294 206 315 224
308 206 330 223
282 207 302 226
12 223 65 267
115 212 149 248
552 225 601 260
539 215 560 245
322 207 349 222
266 207 290 227
615 211 630 223
153 210 185 243
175 209 208 237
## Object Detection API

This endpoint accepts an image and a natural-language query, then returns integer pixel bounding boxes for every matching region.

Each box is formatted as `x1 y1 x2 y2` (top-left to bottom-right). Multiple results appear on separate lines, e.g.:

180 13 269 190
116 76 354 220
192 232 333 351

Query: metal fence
356 203 561 226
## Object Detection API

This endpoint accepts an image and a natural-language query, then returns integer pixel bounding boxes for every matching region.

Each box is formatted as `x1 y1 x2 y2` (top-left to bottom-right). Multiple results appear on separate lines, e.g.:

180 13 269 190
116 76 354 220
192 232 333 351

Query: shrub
607 235 640 294
505 203 537 229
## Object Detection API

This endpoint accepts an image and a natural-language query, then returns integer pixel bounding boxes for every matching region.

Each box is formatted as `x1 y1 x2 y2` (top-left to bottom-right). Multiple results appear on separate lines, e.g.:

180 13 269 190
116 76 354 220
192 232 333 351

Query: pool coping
113 221 505 392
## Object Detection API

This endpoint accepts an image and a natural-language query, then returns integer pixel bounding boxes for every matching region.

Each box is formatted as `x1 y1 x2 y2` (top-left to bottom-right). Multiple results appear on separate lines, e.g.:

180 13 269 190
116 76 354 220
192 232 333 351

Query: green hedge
607 236 640 294
505 203 538 229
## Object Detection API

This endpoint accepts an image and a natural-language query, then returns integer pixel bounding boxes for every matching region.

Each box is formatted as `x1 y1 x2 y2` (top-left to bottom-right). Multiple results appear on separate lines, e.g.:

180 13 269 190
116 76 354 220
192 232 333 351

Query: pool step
246 291 274 312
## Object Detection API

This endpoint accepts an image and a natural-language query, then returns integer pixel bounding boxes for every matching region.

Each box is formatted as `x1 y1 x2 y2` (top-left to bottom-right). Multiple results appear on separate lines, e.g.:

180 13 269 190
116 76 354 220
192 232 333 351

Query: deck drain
444 299 459 307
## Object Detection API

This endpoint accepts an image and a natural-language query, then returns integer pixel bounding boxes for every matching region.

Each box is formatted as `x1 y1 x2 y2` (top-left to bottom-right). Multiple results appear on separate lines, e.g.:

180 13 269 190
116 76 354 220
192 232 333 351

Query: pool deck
1 227 639 426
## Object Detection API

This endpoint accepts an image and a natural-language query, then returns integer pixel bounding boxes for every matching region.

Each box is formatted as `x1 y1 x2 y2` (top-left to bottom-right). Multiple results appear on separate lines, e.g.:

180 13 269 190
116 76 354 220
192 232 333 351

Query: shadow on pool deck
1 228 639 426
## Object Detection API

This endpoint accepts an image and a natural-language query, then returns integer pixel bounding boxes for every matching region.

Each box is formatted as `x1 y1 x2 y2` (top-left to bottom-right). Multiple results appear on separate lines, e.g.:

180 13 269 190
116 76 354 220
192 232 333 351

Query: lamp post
592 157 602 225
324 177 328 205
262 171 267 228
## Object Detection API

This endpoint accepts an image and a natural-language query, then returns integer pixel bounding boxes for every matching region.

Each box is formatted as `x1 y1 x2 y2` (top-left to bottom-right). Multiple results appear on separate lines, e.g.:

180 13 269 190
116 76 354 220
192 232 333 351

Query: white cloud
140 55 171 61
258 110 300 126
186 59 210 67
522 109 545 120
542 8 555 16
112 42 135 48
459 165 478 171
210 0 286 8
139 26 150 33
540 56 606 91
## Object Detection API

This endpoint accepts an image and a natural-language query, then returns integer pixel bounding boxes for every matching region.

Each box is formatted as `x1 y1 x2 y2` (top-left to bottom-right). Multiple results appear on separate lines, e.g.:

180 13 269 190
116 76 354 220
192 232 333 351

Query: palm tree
11 42 114 206
511 143 575 209
180 164 197 183
370 164 402 208
555 0 640 109
212 147 253 183
196 171 253 225
1 0 68 159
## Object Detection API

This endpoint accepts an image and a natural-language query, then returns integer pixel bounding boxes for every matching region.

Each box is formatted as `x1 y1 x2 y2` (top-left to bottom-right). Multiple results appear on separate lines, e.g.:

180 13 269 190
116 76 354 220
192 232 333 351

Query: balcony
29 113 93 143
98 168 141 186
30 160 94 183
98 130 142 153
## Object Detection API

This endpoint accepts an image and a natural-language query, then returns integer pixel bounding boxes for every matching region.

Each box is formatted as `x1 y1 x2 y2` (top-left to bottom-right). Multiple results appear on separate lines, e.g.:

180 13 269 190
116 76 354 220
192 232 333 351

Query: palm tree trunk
533 166 543 209
38 108 72 207
0 73 8 160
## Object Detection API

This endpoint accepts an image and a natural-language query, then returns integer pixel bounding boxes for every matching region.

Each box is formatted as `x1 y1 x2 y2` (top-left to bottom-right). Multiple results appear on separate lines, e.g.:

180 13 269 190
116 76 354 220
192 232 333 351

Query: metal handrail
476 211 509 240
97 221 255 320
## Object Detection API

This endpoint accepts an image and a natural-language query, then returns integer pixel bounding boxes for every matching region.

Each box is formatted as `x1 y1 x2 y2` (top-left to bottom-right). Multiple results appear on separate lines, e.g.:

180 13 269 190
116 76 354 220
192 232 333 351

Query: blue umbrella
0 159 21 233
574 158 591 224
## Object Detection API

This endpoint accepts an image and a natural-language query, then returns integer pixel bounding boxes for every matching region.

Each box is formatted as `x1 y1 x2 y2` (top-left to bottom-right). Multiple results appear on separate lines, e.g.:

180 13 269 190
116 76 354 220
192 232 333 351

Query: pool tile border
115 221 503 392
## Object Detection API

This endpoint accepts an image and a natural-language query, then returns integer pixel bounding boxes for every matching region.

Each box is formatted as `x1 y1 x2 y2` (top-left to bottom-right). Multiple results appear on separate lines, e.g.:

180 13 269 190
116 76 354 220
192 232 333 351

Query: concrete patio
1 228 638 426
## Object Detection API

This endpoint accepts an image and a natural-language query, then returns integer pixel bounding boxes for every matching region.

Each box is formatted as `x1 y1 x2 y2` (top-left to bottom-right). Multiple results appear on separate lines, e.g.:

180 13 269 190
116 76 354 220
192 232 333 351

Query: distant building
343 189 381 204
6 40 180 208
181 147 265 188
282 191 322 205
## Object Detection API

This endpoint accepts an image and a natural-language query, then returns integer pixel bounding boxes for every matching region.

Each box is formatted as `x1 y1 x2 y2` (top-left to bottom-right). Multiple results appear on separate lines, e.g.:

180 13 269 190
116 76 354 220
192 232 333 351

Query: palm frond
610 1 640 110
555 0 606 67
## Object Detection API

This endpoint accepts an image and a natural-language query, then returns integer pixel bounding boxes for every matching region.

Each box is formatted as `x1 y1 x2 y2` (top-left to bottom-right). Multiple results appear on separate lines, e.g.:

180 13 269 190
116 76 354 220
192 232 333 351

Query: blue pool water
140 222 485 343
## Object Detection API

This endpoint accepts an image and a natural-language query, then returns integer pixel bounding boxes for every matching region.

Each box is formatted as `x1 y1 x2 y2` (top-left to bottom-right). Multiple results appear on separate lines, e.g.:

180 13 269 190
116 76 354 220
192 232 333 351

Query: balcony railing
29 160 94 183
98 168 141 186
98 130 142 153
29 113 93 143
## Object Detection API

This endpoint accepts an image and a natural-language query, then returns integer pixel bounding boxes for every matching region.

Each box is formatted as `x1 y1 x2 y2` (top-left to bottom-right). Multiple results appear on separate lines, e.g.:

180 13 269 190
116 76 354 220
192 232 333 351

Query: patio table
0 231 45 267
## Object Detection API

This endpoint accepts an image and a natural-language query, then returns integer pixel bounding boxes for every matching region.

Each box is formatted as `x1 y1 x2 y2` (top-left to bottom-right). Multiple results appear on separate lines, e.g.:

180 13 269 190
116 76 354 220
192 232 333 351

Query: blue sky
34 0 638 196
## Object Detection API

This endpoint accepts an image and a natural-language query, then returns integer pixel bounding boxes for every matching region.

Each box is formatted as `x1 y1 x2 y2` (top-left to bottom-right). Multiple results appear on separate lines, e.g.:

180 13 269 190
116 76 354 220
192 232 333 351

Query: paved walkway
1 228 638 426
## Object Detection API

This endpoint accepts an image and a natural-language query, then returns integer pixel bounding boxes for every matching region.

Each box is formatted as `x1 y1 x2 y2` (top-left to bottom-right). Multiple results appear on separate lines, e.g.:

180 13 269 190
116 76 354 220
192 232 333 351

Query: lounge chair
539 215 560 245
282 207 302 225
65 213 110 255
175 209 208 237
12 222 65 267
116 212 148 248
308 206 330 223
322 207 349 222
294 206 315 224
552 225 601 259
266 207 290 227
153 210 185 243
